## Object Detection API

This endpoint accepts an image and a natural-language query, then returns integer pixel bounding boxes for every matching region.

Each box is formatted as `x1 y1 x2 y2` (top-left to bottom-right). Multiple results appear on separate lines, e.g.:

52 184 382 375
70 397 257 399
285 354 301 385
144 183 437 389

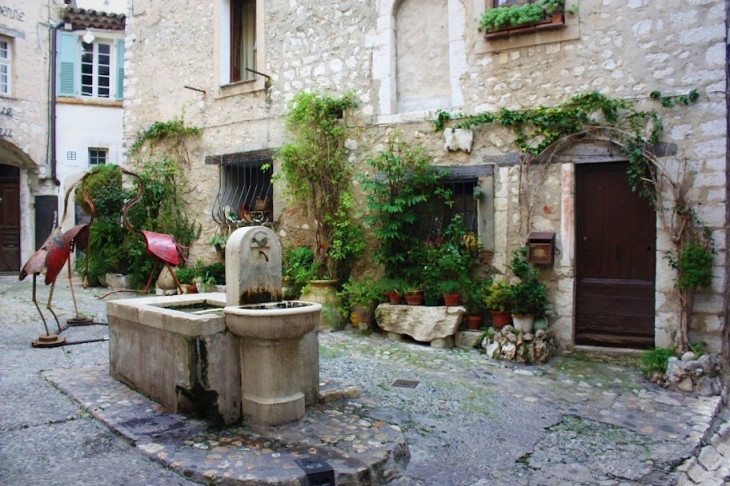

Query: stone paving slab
44 366 409 485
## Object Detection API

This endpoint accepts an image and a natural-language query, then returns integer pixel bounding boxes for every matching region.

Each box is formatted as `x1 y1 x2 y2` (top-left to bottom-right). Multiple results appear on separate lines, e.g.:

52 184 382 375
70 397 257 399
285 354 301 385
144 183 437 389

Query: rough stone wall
124 0 728 352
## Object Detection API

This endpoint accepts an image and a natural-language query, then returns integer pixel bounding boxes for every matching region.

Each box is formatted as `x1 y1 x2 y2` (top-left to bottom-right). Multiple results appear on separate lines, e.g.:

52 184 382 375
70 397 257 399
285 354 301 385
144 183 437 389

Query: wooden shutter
57 32 77 96
115 39 124 100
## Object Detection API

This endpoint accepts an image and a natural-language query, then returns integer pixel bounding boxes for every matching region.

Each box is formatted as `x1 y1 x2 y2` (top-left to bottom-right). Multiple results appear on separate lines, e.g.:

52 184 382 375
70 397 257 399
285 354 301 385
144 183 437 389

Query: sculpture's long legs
46 280 63 334
99 259 161 300
32 275 51 336
67 262 80 318
165 262 184 295
141 259 161 294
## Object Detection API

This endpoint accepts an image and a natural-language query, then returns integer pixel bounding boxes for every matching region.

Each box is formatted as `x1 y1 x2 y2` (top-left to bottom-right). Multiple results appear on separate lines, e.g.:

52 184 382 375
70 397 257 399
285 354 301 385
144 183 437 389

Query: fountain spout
258 250 269 262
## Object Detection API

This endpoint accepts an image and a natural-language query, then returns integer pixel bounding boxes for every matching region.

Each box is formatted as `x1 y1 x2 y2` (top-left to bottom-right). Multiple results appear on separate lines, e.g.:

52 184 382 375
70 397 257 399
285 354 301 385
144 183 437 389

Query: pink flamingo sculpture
100 169 185 298
19 173 95 347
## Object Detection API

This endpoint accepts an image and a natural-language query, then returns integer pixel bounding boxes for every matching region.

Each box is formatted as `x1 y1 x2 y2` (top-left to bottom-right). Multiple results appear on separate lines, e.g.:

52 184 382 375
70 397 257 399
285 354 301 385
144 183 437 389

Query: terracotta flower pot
383 291 401 304
490 310 511 328
443 293 461 307
466 314 482 330
404 291 424 306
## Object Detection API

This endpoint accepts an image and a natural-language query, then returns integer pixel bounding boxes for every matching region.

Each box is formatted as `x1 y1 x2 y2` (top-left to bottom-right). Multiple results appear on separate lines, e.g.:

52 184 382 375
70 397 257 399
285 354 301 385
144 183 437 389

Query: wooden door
575 162 655 348
0 176 20 272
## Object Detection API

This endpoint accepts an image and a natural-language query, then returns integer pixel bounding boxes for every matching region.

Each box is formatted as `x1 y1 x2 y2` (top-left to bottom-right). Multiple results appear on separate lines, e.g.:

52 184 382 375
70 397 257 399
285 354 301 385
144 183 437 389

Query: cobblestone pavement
0 275 729 485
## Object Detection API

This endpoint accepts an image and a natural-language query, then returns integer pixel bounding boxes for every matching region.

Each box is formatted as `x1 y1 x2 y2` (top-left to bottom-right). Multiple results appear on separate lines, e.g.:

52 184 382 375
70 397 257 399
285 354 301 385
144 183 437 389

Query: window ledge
216 79 267 99
57 97 122 108
475 10 579 54
483 13 565 40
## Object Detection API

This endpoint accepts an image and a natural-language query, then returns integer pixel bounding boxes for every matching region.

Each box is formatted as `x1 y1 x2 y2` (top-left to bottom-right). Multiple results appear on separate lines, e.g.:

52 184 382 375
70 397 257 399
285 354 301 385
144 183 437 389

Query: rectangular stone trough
107 293 319 425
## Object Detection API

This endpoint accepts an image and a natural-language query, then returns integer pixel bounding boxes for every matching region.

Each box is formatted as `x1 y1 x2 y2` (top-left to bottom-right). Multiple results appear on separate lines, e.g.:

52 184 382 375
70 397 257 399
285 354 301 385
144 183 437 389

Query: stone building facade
0 0 125 273
123 0 729 354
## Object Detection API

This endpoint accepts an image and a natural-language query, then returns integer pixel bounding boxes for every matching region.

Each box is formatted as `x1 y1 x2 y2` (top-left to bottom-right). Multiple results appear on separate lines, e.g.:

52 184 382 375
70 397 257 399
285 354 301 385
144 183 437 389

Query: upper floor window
230 0 256 83
88 148 107 166
81 41 112 98
0 38 11 95
219 0 264 93
57 32 124 100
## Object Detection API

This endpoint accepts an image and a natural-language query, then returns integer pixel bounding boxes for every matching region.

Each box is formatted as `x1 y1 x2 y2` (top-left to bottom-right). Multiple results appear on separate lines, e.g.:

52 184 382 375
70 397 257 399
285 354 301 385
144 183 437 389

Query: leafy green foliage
282 246 319 298
129 119 201 155
650 89 699 108
358 137 451 277
276 91 360 281
123 118 202 288
484 282 514 312
74 165 131 284
338 277 384 312
479 0 564 32
664 240 714 290
640 348 674 376
508 248 549 316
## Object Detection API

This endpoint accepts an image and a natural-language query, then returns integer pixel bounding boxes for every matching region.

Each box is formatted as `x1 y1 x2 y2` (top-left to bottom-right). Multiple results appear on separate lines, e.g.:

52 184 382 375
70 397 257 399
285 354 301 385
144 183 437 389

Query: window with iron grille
88 148 107 166
209 149 273 226
414 174 479 242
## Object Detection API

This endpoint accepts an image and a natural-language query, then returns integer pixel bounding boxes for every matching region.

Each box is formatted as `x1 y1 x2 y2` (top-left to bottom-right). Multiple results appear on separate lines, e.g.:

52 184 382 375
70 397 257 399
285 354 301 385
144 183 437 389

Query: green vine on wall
435 90 712 353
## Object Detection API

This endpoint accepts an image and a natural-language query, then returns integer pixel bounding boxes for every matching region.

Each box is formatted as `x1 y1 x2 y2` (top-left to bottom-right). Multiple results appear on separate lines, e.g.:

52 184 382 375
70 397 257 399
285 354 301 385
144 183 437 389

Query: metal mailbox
526 231 555 265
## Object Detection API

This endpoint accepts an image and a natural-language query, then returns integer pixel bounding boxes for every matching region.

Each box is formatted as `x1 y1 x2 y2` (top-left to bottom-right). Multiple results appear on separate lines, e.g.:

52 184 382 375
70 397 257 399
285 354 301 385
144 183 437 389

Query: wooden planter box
484 12 565 40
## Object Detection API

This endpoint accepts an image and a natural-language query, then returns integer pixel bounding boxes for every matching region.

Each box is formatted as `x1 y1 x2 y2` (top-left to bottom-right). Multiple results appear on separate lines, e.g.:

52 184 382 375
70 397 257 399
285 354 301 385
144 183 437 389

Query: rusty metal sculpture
20 173 95 348
100 168 185 298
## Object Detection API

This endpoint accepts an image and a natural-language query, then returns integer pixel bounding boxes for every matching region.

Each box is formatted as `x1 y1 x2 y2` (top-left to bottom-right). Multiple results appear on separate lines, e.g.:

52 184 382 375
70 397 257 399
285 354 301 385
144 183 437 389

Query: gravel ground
0 275 728 485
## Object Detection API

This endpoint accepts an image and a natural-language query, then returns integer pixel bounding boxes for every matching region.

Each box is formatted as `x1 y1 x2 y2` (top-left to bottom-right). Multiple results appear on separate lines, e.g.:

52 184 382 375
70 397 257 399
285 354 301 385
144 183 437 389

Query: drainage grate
392 379 419 389
116 415 186 436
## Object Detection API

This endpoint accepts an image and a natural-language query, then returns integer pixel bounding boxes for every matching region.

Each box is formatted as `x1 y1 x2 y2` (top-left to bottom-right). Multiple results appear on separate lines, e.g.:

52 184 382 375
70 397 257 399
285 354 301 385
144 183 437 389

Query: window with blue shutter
57 32 77 96
115 39 124 100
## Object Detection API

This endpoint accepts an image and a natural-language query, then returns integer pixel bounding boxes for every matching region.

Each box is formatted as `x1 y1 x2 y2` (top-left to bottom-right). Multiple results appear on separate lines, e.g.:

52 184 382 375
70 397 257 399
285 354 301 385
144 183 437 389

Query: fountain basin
224 301 321 426
107 294 321 425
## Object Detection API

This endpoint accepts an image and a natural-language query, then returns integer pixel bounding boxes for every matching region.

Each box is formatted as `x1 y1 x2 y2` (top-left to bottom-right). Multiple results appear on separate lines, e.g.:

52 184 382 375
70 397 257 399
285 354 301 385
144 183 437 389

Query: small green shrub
479 0 564 32
640 348 674 376
665 240 714 290
282 246 318 298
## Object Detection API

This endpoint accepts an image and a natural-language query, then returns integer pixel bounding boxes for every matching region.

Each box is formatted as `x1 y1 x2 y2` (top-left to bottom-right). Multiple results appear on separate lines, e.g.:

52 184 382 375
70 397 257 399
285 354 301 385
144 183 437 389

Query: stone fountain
107 226 321 426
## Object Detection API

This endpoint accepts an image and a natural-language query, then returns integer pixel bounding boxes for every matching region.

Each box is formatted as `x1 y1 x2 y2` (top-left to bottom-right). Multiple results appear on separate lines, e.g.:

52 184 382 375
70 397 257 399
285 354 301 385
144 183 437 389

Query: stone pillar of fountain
224 226 321 426
225 226 282 306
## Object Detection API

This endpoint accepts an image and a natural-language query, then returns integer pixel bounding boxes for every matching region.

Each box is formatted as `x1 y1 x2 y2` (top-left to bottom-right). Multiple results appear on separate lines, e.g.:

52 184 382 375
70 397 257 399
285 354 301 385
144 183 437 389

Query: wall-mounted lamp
82 30 95 44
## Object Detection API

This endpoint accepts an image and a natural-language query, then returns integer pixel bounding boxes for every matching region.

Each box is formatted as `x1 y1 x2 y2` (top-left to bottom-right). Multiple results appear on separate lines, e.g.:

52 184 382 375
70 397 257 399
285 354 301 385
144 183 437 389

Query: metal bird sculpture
19 172 95 347
100 168 185 298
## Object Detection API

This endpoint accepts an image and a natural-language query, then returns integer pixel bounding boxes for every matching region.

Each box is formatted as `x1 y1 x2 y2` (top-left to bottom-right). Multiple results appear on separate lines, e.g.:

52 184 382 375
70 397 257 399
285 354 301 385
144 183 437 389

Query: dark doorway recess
0 164 20 272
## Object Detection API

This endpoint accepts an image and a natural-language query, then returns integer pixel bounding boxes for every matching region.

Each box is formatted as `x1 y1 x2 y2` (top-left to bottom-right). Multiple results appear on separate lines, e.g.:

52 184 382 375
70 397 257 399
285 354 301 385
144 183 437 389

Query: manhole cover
117 415 186 435
392 379 419 388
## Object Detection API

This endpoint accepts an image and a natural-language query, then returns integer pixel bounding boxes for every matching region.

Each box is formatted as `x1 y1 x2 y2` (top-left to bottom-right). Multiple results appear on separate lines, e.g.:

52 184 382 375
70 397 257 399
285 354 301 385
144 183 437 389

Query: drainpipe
49 21 61 187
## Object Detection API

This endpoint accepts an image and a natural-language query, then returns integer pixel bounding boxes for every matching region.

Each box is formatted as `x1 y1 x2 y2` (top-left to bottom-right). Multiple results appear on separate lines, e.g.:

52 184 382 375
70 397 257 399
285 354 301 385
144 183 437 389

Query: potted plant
403 285 425 306
174 266 198 294
438 279 464 307
484 282 514 328
339 277 383 330
508 247 549 333
463 278 491 330
479 0 565 33
377 277 408 305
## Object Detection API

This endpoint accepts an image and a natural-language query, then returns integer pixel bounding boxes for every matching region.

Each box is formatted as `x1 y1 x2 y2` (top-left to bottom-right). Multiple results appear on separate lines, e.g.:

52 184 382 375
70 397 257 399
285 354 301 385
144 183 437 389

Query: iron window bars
209 149 273 227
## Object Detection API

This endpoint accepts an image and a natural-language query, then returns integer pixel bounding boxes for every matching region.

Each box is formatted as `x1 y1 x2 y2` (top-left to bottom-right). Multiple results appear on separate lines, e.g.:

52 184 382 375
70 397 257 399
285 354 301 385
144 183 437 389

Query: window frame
0 36 11 96
217 0 266 97
88 147 108 166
